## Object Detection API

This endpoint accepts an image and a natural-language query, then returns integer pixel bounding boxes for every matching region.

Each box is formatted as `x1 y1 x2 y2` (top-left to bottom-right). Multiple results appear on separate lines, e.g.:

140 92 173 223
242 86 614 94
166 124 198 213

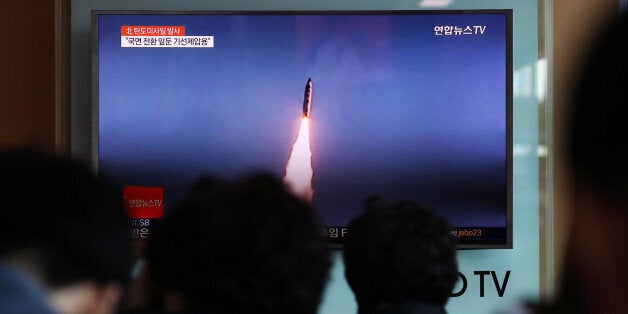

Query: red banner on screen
121 26 185 36
123 186 164 219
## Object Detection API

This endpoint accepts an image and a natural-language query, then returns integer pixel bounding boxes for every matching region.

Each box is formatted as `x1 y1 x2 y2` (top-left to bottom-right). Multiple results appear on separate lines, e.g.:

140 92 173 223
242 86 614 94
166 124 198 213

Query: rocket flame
284 117 313 203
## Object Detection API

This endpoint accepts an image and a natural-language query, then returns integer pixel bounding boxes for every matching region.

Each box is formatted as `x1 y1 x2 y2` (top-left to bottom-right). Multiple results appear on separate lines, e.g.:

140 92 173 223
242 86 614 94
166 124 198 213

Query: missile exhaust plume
284 79 314 202
284 117 313 202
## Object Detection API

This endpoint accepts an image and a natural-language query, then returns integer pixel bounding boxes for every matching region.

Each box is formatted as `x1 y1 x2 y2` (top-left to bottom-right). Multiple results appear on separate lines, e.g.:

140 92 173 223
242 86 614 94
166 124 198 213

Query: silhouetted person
343 196 459 314
523 10 628 314
0 149 132 314
144 172 331 313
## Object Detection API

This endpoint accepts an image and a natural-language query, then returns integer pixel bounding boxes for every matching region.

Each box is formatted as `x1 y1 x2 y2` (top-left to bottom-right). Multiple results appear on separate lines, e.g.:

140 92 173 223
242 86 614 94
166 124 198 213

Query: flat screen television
92 10 513 249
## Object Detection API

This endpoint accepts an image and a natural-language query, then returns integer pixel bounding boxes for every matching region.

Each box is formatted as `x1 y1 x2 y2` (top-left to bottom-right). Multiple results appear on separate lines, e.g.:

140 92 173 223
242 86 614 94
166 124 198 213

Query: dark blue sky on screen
97 12 509 228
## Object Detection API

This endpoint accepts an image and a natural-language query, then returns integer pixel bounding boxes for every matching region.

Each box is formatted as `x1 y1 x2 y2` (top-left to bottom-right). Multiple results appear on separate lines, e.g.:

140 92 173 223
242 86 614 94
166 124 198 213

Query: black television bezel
91 9 513 250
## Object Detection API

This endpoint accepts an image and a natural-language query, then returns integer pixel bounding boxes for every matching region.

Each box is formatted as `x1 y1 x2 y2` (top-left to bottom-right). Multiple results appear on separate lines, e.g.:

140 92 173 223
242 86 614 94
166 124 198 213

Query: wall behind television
1 0 57 151
72 1 541 313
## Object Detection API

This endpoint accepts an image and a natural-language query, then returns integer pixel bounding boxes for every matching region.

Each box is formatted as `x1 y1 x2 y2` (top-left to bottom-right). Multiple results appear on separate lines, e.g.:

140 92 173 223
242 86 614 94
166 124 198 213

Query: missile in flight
302 77 313 118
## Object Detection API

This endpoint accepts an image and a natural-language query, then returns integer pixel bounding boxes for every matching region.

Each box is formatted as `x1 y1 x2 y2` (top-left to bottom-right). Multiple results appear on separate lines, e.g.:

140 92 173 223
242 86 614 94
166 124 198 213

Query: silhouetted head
568 11 628 204
0 148 132 314
537 11 628 314
343 196 458 312
0 149 131 286
147 171 331 314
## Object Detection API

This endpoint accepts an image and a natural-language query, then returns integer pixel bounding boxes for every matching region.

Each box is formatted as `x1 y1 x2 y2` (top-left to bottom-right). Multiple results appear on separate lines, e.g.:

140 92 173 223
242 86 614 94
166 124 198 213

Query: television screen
92 10 513 248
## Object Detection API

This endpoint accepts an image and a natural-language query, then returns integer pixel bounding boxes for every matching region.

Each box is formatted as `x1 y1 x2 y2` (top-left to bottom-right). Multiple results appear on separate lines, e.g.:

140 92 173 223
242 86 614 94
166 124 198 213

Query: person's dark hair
343 196 458 310
569 11 628 201
0 148 132 287
147 171 331 313
521 12 628 314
